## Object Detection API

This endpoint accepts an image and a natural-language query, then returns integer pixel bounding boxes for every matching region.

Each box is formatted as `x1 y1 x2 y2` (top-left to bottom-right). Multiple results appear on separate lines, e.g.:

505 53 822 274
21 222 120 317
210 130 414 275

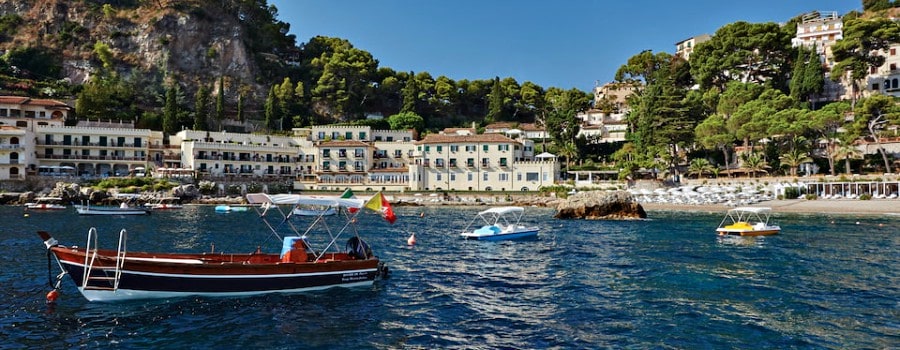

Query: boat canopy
478 206 525 216
246 193 365 209
728 207 772 214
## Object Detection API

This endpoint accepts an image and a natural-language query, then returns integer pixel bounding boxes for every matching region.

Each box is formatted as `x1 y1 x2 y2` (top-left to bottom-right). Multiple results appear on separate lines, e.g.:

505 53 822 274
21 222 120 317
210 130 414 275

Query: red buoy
46 289 59 303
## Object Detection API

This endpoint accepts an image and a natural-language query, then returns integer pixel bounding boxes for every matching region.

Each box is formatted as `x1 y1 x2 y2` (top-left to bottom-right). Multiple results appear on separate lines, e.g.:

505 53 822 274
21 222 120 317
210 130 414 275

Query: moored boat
74 202 151 215
716 207 781 236
147 197 183 210
39 193 389 302
460 206 539 241
24 197 67 210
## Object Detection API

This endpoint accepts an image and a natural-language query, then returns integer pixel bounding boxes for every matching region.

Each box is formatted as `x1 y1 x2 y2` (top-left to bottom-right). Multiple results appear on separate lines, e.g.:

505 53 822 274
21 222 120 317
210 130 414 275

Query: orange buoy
46 289 59 303
407 233 417 246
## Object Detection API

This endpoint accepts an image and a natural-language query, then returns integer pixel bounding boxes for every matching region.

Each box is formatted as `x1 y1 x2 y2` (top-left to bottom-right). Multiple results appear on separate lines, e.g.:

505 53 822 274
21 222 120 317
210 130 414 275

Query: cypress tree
486 76 504 123
194 84 209 131
215 76 225 130
400 72 417 113
163 84 177 135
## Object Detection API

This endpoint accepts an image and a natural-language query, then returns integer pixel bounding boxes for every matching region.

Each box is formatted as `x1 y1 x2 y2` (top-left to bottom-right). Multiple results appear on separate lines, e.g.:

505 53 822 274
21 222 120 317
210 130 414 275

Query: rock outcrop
554 190 646 220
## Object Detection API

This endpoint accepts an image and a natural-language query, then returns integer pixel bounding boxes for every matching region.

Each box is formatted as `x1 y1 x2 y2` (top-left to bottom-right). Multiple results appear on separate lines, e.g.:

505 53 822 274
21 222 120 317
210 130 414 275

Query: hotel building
411 133 557 192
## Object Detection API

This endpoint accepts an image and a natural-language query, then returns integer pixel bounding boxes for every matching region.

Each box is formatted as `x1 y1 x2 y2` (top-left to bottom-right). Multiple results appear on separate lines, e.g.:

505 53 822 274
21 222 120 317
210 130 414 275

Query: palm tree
557 141 578 169
834 144 862 174
741 152 768 178
688 158 714 179
779 148 812 177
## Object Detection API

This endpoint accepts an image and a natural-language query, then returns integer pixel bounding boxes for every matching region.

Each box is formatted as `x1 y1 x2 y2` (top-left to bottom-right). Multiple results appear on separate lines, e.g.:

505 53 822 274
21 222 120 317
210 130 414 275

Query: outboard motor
345 236 373 259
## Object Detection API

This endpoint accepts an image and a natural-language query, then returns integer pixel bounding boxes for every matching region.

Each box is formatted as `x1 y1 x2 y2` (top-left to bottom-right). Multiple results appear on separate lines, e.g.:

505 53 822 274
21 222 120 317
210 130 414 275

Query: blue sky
269 0 860 92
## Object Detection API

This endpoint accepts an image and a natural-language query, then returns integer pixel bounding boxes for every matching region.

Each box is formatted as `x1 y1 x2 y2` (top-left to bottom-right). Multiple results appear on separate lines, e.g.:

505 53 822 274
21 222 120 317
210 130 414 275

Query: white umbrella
535 152 556 159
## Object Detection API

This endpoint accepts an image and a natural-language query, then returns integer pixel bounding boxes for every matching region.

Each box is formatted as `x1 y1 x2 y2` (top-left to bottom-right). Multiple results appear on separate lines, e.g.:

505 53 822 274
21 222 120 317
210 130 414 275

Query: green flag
341 188 354 198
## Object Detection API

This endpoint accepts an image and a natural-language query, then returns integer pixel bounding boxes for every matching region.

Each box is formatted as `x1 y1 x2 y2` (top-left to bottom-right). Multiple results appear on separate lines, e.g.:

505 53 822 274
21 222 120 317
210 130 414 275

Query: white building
410 133 557 191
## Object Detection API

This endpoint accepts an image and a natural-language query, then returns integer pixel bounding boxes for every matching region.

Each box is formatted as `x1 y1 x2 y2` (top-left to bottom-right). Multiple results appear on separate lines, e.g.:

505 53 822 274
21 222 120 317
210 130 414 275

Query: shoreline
639 199 900 216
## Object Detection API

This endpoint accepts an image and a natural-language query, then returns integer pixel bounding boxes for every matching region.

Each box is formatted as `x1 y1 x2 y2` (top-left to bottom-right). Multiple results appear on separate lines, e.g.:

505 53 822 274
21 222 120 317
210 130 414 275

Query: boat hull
716 228 780 236
76 208 151 215
460 228 539 241
49 246 381 302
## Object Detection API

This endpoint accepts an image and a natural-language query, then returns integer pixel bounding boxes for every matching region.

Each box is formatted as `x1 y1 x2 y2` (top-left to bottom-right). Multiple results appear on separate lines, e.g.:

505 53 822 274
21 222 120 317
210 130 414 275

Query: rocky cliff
0 0 277 102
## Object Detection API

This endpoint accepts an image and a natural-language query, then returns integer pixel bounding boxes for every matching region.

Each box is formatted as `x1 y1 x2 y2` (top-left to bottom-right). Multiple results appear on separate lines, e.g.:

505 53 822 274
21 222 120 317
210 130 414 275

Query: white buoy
407 233 417 246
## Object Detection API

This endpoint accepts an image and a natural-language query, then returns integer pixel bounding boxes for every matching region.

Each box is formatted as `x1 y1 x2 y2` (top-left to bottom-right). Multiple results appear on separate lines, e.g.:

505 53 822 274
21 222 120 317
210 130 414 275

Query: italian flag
341 188 359 213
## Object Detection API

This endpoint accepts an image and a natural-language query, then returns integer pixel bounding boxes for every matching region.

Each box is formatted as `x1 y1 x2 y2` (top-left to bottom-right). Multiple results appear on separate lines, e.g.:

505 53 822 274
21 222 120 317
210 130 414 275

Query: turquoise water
1 205 897 349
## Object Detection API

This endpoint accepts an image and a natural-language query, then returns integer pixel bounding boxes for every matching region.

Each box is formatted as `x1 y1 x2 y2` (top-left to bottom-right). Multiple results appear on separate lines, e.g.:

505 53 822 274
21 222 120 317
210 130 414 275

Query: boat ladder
82 228 127 291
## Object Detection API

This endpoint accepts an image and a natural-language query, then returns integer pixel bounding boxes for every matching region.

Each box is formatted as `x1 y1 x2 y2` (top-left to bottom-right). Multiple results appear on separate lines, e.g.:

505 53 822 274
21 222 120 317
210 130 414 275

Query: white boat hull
460 226 539 241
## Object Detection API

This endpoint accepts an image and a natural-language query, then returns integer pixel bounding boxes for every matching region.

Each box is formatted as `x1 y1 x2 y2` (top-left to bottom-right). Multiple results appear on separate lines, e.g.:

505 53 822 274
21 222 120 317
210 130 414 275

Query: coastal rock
173 184 200 199
554 190 646 220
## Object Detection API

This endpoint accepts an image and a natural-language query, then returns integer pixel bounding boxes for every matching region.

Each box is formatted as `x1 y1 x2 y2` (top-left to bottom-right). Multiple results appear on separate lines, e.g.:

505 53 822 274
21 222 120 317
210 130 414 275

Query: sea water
1 205 897 349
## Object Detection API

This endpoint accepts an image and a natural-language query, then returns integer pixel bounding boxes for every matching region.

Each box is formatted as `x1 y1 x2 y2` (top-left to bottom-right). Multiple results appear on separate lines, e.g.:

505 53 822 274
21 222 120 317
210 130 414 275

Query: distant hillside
0 0 297 124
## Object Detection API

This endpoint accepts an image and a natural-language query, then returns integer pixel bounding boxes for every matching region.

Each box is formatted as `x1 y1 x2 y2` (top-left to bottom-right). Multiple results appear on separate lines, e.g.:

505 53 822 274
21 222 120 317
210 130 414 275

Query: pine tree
163 84 178 135
194 84 209 131
486 76 504 123
400 72 417 113
264 85 278 131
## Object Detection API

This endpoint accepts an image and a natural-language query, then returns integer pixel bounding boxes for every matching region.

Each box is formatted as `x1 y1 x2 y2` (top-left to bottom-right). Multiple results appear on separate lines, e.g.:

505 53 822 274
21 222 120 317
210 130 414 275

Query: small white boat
75 203 151 216
716 207 780 236
24 197 67 210
460 206 539 241
292 207 336 216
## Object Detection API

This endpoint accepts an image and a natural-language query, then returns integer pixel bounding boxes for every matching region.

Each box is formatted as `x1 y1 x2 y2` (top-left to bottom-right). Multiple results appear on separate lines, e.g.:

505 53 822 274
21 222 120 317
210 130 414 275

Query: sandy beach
640 199 900 216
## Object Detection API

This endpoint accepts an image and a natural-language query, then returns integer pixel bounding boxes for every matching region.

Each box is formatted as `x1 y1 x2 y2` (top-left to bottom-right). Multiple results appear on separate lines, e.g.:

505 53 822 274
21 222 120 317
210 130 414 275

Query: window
425 145 430 152
394 150 402 157
499 173 508 181
436 174 442 181
468 173 473 181
873 83 881 91
450 145 458 152
338 149 347 157
359 132 367 140
323 161 330 169
481 158 489 167
435 159 444 168
526 172 539 181
449 158 457 167
345 132 353 140
437 145 442 152
466 145 476 152
467 158 474 167
318 132 326 140
323 149 331 158
387 136 394 142
517 173 522 181
500 158 508 167
892 48 896 56
483 145 488 152
891 64 897 71
483 172 488 181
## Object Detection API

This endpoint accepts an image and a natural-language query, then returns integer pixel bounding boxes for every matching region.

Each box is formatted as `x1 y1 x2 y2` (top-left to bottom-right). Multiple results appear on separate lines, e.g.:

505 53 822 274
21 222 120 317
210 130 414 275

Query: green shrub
805 193 818 200
783 187 801 199
859 193 872 200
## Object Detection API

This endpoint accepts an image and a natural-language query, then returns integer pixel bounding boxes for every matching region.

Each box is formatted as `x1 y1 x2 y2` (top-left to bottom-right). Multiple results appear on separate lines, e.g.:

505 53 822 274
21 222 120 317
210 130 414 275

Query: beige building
35 124 158 177
410 133 556 192
792 11 846 102
0 96 69 180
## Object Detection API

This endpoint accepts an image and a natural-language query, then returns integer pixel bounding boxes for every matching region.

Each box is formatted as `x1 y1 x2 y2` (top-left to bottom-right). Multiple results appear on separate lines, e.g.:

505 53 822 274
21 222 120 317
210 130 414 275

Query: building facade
0 96 69 180
410 133 557 192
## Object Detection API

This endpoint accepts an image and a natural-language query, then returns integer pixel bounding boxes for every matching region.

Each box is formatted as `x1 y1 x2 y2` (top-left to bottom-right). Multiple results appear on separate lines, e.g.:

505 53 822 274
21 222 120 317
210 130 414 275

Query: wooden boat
24 197 67 210
460 206 539 241
74 202 151 215
39 193 388 302
716 207 781 236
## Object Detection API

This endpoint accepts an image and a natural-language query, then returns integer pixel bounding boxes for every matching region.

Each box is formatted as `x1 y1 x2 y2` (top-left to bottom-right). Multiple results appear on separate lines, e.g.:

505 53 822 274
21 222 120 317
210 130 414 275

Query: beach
641 199 900 215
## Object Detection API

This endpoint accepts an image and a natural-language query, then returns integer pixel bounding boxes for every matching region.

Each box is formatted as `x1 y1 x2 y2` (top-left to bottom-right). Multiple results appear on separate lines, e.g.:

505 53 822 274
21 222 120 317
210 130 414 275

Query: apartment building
411 133 557 192
35 124 159 177
675 34 711 60
171 130 300 179
0 96 69 180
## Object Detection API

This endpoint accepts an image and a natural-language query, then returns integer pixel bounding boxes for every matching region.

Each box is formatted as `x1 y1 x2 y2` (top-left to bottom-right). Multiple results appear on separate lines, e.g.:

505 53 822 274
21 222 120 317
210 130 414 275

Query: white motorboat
74 202 151 215
24 197 67 210
460 206 539 241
